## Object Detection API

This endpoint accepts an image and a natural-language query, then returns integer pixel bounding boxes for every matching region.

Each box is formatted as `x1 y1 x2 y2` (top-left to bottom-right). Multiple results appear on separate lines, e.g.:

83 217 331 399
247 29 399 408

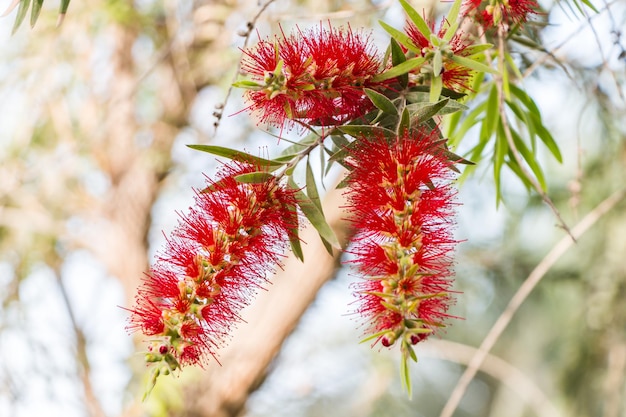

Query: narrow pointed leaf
233 80 263 88
399 0 431 39
535 122 562 163
365 88 397 115
433 50 443 77
57 0 70 26
494 123 509 203
463 43 495 57
11 0 30 34
450 55 498 74
234 171 276 184
398 107 410 137
30 0 42 27
408 98 449 125
379 20 420 54
510 128 547 190
390 38 409 88
290 179 341 250
446 0 463 27
442 21 459 42
337 125 396 139
430 75 443 102
305 158 323 212
371 57 426 82
187 144 283 169
400 353 413 397
279 131 319 157
285 203 304 262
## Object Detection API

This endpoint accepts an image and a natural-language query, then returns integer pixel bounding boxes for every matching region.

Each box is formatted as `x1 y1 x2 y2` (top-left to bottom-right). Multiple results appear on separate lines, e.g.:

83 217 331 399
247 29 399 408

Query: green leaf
290 179 341 250
400 349 413 398
509 128 547 190
379 20 420 55
232 80 262 89
365 88 397 115
506 158 533 191
187 144 283 169
406 86 467 101
279 132 319 157
285 202 304 262
58 0 70 25
494 122 509 203
430 75 443 102
463 43 495 57
59 0 70 13
330 134 350 149
535 122 563 163
433 50 443 77
442 21 459 42
450 55 498 74
390 38 409 88
482 85 499 142
371 57 426 82
234 171 276 184
445 0 463 27
504 51 524 81
399 0 431 39
407 98 450 125
337 125 396 140
509 85 562 162
11 0 30 34
398 107 410 137
448 99 486 148
359 329 391 344
305 158 323 212
30 0 42 27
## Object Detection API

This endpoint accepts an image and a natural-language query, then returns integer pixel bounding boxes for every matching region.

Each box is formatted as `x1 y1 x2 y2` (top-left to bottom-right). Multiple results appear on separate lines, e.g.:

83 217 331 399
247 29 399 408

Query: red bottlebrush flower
462 0 538 31
344 129 459 351
127 161 299 372
240 24 383 129
405 18 474 93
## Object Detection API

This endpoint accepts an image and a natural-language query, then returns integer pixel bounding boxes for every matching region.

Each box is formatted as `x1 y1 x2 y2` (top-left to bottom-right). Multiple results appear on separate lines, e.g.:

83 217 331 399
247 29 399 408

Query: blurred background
0 0 625 416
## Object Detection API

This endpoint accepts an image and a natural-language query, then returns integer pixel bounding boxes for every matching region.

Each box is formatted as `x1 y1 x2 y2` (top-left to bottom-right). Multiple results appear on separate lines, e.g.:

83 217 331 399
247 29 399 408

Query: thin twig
583 4 626 105
54 270 107 417
439 186 626 417
424 340 560 417
521 0 620 80
213 0 277 136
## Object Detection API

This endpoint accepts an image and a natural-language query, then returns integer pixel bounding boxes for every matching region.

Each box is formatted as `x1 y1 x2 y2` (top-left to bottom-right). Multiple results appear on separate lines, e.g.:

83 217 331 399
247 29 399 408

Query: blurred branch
424 340 560 417
213 0 277 136
440 186 626 417
604 342 626 417
53 269 106 417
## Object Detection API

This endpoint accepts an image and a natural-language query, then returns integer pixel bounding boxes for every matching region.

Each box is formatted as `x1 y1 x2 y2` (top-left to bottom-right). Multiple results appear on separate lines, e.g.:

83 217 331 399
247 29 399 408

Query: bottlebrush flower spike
344 129 459 368
462 0 538 31
239 24 383 129
127 161 298 381
405 18 474 93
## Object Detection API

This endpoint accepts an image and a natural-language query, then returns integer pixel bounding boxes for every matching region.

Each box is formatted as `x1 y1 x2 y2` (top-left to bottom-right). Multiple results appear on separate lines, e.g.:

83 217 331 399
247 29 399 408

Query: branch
54 270 107 417
439 186 626 417
212 0 277 134
424 340 560 417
